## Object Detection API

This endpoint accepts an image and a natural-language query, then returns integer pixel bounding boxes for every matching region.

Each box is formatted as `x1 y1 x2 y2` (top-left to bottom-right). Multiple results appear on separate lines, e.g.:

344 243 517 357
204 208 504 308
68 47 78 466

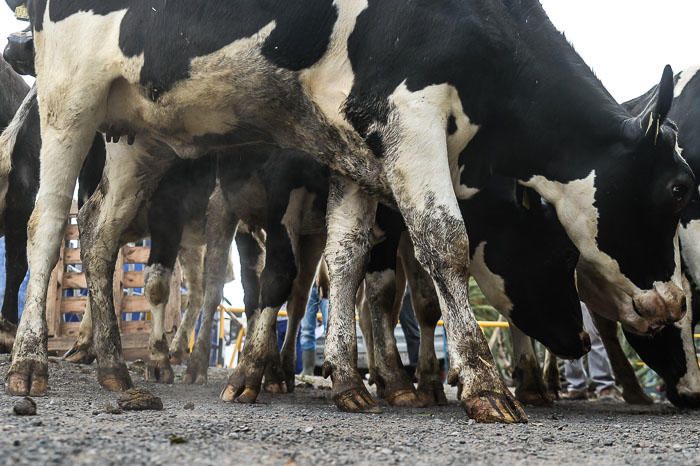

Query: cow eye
672 184 688 202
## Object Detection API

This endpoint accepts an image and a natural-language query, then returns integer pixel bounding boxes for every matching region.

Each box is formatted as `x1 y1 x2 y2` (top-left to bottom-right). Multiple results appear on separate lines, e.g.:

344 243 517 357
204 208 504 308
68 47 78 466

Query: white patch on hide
674 66 700 98
470 242 513 315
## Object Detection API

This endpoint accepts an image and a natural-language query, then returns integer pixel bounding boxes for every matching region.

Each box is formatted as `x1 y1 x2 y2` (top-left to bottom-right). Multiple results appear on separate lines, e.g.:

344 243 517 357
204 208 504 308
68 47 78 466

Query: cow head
527 66 694 336
3 28 35 77
466 181 588 359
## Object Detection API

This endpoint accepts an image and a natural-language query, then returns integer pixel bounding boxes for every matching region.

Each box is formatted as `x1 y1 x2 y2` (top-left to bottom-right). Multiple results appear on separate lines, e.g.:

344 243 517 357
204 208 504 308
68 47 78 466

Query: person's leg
563 358 588 397
581 304 616 395
300 285 320 376
398 288 420 370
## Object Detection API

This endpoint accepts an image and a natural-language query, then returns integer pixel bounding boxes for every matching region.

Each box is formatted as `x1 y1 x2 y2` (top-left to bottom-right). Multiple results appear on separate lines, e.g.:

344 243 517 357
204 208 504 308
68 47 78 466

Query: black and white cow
11 0 692 424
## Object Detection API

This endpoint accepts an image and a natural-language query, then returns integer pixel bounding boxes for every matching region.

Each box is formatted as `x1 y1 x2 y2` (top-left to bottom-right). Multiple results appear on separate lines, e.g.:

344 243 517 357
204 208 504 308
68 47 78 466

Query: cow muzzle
3 29 35 77
631 282 686 328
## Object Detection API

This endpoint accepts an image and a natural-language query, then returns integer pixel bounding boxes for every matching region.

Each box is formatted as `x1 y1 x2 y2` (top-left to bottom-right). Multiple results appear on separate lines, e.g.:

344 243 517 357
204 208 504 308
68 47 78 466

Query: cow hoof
263 363 288 395
416 381 448 407
97 365 134 392
463 391 528 424
182 351 209 385
324 362 382 413
62 342 96 365
385 388 427 408
515 387 553 407
145 359 175 384
220 361 264 404
6 358 49 396
0 320 17 353
280 349 297 394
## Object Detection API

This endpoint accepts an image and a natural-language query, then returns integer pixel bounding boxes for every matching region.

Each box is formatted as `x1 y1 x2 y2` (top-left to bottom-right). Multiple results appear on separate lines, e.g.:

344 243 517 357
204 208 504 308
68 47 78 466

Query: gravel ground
1 355 699 465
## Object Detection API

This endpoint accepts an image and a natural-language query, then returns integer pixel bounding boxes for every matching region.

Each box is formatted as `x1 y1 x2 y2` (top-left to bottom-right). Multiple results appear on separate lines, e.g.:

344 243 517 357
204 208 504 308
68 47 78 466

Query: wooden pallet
46 204 183 360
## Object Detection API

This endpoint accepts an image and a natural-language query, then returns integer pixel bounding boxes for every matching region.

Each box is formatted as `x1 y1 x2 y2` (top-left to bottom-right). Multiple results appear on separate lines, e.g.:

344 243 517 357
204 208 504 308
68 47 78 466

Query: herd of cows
0 0 699 425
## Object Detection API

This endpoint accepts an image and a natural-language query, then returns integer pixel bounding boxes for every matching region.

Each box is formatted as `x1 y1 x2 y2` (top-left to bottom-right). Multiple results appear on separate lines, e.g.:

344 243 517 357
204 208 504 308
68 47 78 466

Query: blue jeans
300 285 328 351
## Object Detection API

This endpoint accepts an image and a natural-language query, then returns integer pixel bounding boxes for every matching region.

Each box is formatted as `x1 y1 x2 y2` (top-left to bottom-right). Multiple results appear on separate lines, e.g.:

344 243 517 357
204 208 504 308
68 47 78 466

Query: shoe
301 349 316 376
561 388 588 400
596 386 624 402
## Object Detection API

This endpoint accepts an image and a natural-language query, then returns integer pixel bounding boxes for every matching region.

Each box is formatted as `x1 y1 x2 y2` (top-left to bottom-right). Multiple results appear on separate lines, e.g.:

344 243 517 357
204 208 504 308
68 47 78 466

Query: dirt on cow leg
183 344 209 385
0 318 17 354
543 350 561 400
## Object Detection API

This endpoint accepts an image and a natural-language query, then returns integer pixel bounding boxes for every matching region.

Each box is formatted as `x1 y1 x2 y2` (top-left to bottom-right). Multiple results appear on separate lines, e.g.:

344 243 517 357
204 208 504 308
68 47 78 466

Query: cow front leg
542 350 561 400
7 114 97 395
510 325 552 406
169 245 205 365
185 190 237 385
223 216 297 401
398 235 447 406
379 115 525 423
1 196 31 327
277 233 326 393
322 177 380 413
62 300 96 364
80 142 173 392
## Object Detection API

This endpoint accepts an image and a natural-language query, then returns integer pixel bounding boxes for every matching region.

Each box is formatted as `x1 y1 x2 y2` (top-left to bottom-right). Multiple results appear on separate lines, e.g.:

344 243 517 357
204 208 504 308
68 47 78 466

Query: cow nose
580 331 591 353
633 283 686 323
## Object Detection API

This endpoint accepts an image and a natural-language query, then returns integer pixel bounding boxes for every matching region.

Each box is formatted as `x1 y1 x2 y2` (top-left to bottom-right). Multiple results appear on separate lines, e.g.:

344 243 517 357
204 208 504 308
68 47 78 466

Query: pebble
13 397 37 416
183 402 195 410
117 388 163 411
304 426 314 433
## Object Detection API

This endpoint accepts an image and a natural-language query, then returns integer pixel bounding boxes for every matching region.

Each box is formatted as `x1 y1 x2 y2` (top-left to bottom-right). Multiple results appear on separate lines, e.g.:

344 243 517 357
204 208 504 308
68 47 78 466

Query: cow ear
643 65 674 144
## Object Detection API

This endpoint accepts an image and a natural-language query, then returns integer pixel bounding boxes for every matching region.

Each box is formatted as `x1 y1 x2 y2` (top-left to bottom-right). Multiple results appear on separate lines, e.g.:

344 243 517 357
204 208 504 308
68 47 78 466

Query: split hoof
97 365 134 392
417 381 448 407
463 391 528 424
62 343 96 365
263 380 287 394
385 388 427 408
220 384 259 404
145 359 175 384
334 387 382 413
6 358 49 396
263 363 288 395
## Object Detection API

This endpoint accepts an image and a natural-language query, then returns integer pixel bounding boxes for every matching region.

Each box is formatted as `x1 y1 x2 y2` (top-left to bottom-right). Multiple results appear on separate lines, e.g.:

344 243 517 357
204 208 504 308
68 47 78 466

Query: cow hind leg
321 177 381 413
542 350 561 400
510 326 552 406
277 233 326 393
184 190 237 385
380 114 525 423
169 245 205 365
223 221 296 401
7 111 99 396
399 235 447 406
0 200 29 353
80 142 173 392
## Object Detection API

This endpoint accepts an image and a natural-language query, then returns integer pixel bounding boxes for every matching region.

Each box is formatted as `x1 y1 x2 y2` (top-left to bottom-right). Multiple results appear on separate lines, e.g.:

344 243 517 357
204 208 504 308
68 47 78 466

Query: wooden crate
47 204 183 360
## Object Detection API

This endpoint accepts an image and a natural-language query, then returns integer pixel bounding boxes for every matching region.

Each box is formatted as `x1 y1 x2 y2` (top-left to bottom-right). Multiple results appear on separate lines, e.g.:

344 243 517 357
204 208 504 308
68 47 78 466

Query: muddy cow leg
223 204 301 402
398 235 447 406
236 228 265 322
277 233 326 393
62 300 96 364
377 114 525 423
80 142 174 392
357 286 376 386
7 83 100 396
364 229 424 407
589 310 653 405
542 350 561 400
185 189 237 385
169 245 206 365
143 192 186 384
321 176 380 413
510 326 552 406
